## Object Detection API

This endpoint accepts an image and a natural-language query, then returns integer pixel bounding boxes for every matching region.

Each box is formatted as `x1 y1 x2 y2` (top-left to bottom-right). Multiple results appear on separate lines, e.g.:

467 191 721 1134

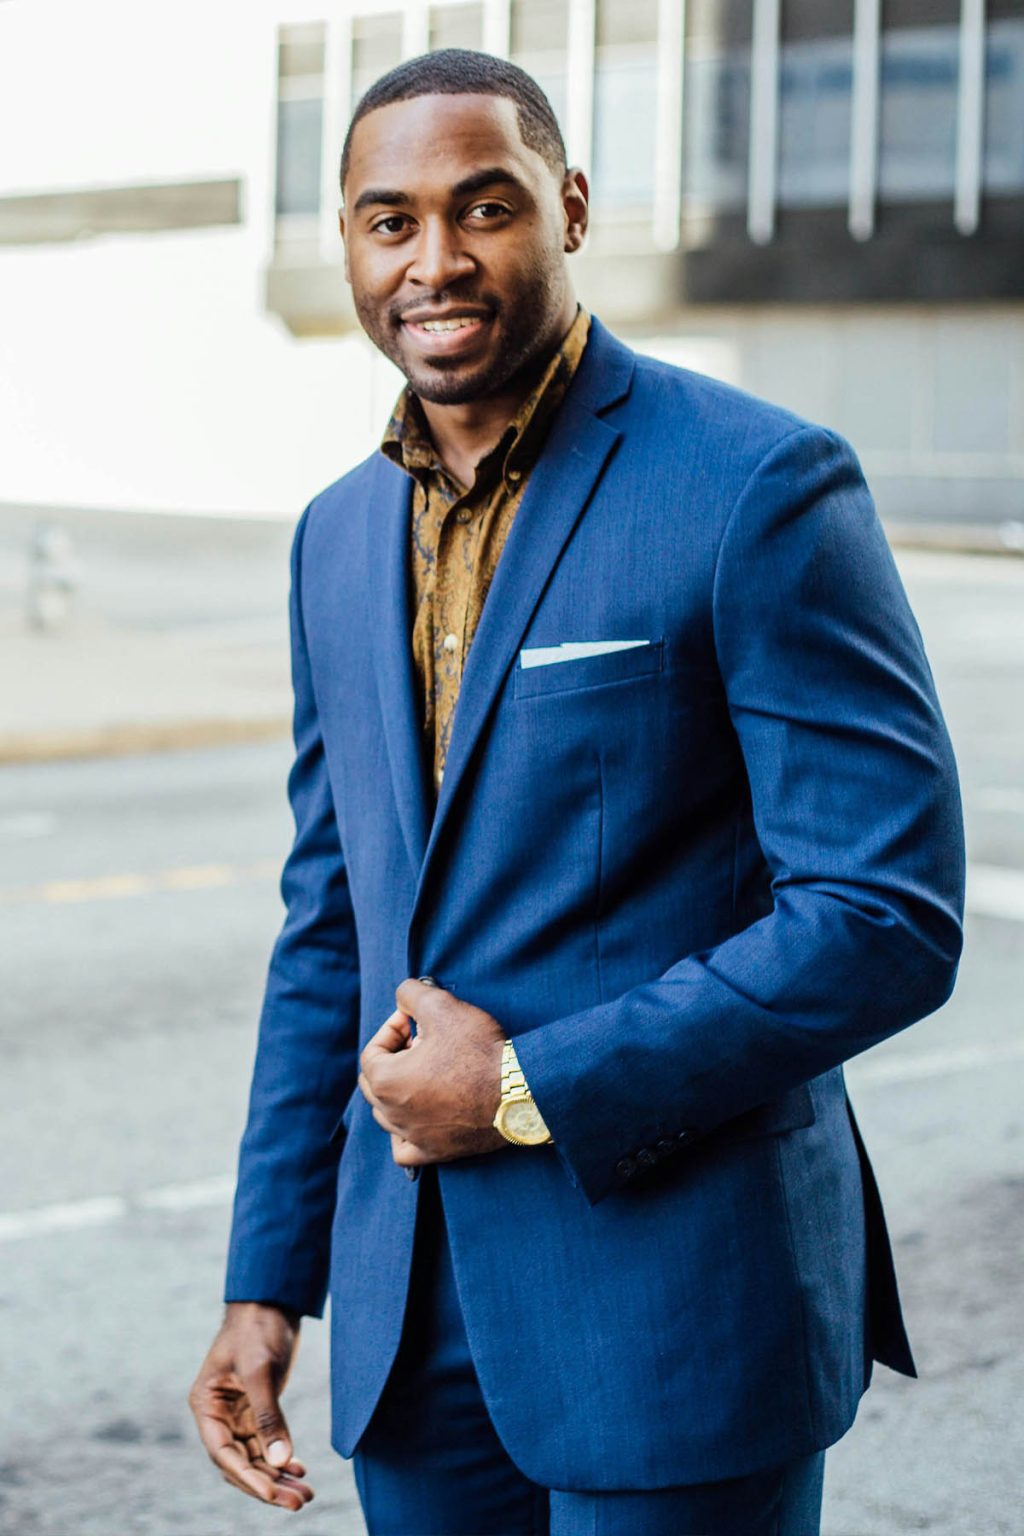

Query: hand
358 977 507 1168
189 1302 313 1512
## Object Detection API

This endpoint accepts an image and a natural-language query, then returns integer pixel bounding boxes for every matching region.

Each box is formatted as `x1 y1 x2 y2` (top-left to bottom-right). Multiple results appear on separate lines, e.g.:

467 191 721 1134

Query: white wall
0 0 401 517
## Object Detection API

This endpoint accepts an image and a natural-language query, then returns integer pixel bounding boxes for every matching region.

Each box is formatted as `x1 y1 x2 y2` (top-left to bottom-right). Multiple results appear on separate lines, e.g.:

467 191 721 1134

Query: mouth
399 308 493 359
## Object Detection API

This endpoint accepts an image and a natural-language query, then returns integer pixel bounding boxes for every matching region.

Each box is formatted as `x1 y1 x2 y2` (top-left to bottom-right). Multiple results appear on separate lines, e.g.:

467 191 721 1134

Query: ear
562 168 589 253
338 208 351 282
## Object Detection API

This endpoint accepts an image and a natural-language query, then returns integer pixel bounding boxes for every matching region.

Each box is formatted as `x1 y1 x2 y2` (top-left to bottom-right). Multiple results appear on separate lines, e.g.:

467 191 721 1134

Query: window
878 23 961 201
983 19 1024 196
592 0 659 216
510 0 569 140
777 34 854 208
351 12 403 108
683 1 752 215
430 3 484 51
275 24 325 221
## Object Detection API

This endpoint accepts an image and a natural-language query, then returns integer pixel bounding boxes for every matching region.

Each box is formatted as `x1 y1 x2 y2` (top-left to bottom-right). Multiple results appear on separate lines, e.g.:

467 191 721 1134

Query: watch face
501 1098 548 1145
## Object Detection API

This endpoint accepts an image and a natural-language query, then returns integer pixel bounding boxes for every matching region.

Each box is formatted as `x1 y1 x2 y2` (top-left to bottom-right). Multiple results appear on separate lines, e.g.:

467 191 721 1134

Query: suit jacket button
615 1156 636 1180
655 1137 676 1159
676 1128 694 1145
635 1148 657 1171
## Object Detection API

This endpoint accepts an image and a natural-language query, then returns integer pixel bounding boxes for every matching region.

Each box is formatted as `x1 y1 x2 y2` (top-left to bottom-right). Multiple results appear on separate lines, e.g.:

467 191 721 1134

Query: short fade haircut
340 48 567 194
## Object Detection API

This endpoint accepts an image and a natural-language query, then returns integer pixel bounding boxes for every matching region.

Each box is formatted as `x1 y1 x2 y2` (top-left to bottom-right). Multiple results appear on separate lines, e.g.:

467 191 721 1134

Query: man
189 49 965 1536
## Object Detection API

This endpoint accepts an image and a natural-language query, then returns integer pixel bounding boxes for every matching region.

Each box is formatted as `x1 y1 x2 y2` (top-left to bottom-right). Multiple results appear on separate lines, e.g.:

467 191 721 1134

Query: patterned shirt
381 307 591 797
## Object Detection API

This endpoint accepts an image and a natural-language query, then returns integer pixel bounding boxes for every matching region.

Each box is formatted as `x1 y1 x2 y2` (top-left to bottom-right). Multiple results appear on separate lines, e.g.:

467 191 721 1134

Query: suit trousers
350 1168 826 1536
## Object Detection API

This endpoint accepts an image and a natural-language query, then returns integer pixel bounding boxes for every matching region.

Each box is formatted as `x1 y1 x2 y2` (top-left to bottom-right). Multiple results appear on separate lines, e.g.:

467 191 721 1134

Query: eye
371 214 412 237
464 201 512 224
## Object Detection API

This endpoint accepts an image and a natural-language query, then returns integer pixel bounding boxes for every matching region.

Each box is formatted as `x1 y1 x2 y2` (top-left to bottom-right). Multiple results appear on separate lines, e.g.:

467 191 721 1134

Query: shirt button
443 633 458 653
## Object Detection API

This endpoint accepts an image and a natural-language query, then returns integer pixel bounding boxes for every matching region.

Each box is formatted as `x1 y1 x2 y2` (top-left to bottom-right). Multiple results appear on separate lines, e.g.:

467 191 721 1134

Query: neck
418 297 577 486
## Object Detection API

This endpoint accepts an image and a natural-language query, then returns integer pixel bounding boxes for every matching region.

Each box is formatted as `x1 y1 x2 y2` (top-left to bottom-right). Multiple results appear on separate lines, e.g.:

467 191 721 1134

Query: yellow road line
0 858 280 906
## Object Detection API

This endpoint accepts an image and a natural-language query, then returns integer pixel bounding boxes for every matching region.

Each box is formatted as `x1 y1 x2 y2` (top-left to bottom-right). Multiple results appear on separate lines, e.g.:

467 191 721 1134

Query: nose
406 217 476 290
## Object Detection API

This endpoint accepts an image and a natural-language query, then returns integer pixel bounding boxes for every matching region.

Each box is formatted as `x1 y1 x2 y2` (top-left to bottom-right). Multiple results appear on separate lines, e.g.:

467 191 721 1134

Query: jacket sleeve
515 425 965 1206
224 501 360 1316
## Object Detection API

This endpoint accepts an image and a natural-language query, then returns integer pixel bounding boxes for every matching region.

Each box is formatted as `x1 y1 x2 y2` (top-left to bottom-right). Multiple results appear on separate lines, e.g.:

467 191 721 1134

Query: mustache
391 292 500 322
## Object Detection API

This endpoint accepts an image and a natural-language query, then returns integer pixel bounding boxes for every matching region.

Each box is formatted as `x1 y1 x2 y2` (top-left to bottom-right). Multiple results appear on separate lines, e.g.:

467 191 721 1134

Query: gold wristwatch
493 1039 553 1146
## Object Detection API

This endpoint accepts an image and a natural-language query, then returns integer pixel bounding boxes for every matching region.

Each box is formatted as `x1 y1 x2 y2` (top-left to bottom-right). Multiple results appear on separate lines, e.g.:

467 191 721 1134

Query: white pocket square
519 640 651 670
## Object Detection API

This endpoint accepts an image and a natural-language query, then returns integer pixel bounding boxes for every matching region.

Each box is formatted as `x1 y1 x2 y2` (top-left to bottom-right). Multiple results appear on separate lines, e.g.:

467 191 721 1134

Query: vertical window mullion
849 0 881 240
955 0 987 234
747 0 780 244
404 0 430 58
566 0 596 168
653 0 685 250
483 0 512 56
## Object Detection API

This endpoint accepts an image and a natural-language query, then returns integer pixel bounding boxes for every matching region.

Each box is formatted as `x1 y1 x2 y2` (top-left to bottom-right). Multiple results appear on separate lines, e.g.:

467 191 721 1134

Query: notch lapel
365 455 432 881
411 325 634 920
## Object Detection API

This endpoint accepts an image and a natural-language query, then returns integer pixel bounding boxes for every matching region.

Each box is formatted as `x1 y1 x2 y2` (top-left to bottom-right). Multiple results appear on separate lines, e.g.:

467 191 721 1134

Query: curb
0 715 291 767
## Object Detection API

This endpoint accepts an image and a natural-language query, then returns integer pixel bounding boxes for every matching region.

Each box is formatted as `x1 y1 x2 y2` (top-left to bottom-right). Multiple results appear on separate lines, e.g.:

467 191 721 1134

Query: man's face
340 93 587 405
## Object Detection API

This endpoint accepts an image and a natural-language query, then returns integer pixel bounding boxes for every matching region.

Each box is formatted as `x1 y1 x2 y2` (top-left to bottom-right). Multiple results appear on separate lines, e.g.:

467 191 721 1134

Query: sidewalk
0 508 294 764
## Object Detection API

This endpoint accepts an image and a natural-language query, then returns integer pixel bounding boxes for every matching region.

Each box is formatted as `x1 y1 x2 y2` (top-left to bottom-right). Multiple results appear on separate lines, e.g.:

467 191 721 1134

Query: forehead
345 93 542 198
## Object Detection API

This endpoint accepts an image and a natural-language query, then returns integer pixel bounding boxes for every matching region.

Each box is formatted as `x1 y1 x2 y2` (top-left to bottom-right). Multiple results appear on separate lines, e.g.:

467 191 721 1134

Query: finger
212 1441 282 1505
361 1013 413 1070
396 976 447 1023
241 1362 294 1471
391 1134 431 1167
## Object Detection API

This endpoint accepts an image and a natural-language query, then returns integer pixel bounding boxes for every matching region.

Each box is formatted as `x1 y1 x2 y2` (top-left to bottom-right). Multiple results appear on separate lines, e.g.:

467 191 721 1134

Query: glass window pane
352 13 404 106
592 0 658 215
511 0 568 55
878 25 959 201
430 4 484 52
276 97 323 216
596 0 658 50
777 35 853 207
682 5 752 215
510 0 569 141
592 57 659 211
278 23 326 81
984 19 1024 195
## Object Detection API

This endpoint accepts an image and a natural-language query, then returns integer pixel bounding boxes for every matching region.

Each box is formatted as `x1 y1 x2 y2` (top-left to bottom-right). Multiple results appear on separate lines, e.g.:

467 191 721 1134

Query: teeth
417 317 479 332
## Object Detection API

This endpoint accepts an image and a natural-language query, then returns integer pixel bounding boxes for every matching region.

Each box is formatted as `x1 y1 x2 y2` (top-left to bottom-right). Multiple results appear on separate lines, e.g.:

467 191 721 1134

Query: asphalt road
1 550 1022 1535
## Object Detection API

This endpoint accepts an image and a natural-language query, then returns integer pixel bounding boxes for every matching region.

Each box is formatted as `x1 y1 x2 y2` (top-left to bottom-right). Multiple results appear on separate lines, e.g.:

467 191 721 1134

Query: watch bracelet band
501 1038 530 1099
498 1040 552 1144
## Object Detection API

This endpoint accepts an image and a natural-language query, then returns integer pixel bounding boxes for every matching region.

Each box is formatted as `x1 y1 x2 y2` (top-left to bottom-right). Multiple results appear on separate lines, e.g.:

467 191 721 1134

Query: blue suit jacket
225 318 965 1488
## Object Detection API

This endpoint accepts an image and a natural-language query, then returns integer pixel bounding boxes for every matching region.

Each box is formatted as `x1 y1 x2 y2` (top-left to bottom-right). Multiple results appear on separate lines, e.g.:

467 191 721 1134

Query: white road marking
138 1175 236 1212
850 1039 1024 1087
3 1035 1023 1244
0 812 57 838
966 863 1024 924
2 860 1022 919
974 787 1024 814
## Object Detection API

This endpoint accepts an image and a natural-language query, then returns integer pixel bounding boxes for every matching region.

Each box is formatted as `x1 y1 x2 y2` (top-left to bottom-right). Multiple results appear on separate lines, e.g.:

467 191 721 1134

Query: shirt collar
380 307 591 498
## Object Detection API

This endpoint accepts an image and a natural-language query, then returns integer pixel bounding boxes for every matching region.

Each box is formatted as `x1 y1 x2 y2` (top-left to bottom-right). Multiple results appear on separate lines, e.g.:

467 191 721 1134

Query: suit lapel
412 321 635 916
365 455 432 881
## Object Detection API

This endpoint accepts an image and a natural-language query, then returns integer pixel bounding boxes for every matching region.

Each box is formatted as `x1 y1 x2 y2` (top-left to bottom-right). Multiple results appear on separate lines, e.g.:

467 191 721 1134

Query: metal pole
566 0 596 169
848 0 881 240
747 0 780 244
955 0 986 236
653 0 685 251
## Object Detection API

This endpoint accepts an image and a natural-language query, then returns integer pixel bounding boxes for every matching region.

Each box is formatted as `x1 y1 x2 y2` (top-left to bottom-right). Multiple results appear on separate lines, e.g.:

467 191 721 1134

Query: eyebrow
351 166 525 214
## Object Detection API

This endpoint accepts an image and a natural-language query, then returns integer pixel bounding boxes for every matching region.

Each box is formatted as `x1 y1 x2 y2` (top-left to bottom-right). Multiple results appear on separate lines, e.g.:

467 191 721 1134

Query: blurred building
1 0 1022 527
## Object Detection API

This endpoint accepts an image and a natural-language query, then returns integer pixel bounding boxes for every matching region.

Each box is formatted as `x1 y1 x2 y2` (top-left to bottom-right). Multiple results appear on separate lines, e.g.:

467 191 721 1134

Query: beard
353 257 569 405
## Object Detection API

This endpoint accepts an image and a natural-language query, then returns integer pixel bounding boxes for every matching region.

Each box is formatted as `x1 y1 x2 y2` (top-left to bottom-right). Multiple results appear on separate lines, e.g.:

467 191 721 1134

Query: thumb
245 1361 293 1468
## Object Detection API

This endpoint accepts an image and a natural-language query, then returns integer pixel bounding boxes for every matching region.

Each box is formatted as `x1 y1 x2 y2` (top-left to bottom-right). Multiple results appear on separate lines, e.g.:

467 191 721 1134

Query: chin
405 361 503 406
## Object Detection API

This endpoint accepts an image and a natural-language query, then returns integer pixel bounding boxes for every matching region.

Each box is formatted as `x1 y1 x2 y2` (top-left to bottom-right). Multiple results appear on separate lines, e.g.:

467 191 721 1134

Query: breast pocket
513 639 665 701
